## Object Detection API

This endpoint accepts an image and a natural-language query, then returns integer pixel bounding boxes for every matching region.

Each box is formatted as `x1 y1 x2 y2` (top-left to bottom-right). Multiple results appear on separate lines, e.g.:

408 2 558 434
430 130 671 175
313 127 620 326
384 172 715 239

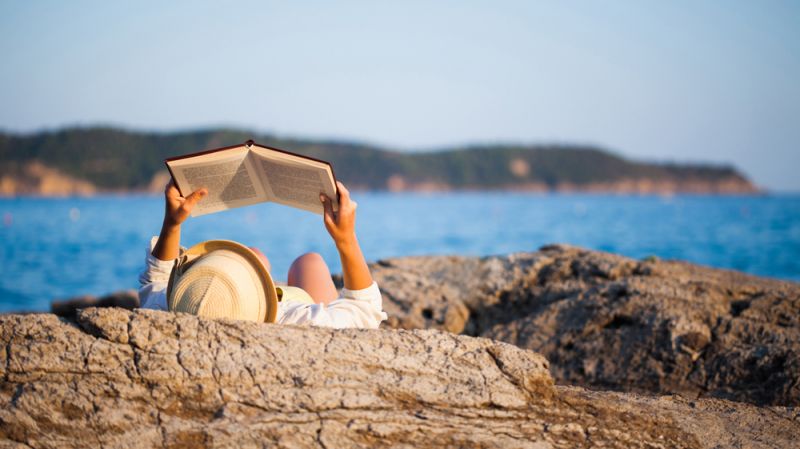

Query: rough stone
372 245 800 406
1 308 797 448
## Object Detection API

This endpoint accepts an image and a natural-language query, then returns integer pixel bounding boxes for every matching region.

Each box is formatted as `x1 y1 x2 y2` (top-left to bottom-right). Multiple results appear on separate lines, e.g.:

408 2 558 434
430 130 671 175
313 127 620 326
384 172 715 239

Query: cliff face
382 176 759 194
0 169 758 196
1 177 759 196
0 161 96 196
370 245 800 407
1 308 797 448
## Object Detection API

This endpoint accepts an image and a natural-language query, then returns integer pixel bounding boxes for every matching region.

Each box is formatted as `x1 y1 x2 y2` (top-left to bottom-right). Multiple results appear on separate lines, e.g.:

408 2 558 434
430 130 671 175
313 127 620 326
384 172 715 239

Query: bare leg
287 252 338 305
248 247 272 273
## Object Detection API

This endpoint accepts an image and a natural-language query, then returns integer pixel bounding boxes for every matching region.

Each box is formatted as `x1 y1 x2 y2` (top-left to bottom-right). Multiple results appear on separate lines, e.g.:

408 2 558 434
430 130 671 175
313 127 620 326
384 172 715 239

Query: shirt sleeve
138 236 179 311
278 281 388 329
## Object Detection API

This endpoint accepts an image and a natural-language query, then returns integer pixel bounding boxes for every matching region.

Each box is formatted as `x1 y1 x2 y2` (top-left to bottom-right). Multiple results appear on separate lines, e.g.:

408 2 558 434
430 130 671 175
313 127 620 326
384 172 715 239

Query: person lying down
138 180 387 329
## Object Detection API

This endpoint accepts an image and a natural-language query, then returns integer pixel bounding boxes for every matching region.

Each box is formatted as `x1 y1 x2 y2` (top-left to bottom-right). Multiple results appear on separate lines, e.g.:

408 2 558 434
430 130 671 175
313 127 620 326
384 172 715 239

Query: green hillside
0 127 753 191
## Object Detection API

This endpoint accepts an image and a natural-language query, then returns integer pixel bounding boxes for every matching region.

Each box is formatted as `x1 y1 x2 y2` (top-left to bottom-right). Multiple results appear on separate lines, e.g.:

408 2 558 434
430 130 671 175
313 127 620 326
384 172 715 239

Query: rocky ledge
5 245 798 447
1 308 797 448
371 245 800 407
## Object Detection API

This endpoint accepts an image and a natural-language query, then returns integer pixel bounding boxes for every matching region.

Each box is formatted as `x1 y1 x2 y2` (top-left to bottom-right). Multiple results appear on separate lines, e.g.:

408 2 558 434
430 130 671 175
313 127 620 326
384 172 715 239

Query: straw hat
166 240 279 323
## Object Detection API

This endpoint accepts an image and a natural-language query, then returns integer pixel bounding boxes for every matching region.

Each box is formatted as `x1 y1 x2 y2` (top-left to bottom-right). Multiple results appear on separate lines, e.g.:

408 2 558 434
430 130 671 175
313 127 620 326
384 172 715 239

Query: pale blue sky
1 1 798 190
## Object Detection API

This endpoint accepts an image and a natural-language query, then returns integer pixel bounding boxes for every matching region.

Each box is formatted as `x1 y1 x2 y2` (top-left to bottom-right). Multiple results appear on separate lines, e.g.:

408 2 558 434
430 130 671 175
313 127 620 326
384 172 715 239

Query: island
0 127 759 196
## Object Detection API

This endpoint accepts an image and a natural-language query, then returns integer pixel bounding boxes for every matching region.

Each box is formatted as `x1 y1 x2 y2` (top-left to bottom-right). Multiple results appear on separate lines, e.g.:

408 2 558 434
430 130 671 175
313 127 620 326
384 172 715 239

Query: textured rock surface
1 308 797 448
372 245 800 406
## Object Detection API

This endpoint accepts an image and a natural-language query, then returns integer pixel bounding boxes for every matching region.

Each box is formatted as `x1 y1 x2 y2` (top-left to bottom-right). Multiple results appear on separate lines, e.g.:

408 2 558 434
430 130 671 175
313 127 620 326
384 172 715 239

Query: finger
321 193 335 215
323 210 335 228
336 181 350 199
320 194 335 225
183 188 208 209
335 181 351 209
166 180 178 195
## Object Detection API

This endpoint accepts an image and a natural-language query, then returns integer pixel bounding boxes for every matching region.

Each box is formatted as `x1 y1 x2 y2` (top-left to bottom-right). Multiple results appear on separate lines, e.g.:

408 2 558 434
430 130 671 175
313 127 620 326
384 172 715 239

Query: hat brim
167 240 279 323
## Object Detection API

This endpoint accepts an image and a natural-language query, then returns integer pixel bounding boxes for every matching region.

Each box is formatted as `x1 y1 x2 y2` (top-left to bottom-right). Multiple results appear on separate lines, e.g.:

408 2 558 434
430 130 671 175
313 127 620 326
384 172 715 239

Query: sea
1 193 798 313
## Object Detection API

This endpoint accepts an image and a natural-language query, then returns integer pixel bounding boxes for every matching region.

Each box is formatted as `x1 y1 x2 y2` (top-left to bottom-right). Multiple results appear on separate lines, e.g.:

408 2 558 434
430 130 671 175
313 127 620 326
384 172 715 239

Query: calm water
1 193 798 312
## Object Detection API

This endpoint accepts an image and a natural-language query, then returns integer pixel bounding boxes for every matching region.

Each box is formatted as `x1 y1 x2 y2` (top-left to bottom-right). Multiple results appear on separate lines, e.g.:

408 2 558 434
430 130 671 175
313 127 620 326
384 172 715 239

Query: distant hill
0 127 758 195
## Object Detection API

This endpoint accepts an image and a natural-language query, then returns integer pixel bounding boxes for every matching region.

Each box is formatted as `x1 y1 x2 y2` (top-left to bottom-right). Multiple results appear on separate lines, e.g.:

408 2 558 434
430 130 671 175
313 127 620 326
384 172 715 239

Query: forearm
151 221 181 261
337 237 373 291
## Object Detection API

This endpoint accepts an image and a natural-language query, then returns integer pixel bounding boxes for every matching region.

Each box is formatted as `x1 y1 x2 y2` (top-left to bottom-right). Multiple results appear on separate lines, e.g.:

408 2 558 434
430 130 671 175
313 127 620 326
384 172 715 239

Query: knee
288 252 326 280
290 252 326 270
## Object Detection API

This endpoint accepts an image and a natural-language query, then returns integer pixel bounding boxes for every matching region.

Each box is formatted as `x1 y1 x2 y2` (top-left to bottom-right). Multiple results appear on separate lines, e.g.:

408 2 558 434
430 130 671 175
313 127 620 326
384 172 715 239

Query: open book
165 140 339 217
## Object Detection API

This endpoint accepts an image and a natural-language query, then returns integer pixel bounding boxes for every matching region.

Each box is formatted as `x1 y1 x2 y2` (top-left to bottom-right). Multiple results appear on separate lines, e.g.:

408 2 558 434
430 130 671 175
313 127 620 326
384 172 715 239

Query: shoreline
0 187 775 199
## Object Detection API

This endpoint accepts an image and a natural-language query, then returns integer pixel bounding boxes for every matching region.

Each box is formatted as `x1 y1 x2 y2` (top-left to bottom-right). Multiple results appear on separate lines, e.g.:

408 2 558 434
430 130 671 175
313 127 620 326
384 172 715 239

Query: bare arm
320 182 373 291
151 181 207 261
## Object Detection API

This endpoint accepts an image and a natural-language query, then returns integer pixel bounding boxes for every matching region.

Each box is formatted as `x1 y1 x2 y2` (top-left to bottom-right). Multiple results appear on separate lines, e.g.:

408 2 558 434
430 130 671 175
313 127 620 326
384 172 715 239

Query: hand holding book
321 181 357 248
152 181 208 261
163 181 207 227
320 181 373 291
165 140 339 217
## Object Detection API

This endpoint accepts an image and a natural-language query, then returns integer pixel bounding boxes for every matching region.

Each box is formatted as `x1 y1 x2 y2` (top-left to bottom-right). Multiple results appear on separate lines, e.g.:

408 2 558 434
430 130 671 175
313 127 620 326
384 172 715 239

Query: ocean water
0 193 798 312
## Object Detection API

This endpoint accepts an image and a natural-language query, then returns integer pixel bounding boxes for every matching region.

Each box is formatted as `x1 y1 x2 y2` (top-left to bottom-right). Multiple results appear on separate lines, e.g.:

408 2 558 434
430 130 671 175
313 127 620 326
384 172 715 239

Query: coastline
0 177 765 197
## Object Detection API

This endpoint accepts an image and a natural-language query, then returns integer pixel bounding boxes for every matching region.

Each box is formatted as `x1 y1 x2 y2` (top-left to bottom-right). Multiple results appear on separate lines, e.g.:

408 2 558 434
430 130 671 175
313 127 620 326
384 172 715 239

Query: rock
372 245 800 407
0 161 96 196
0 308 797 448
50 290 139 318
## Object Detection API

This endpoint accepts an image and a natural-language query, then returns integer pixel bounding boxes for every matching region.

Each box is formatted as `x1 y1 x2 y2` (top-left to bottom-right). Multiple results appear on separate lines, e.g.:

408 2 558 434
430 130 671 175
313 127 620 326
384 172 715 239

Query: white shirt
138 239 387 329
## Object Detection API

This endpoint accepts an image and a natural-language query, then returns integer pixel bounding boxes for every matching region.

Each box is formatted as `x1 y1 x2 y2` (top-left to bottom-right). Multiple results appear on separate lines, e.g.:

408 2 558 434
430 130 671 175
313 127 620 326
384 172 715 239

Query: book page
251 149 338 215
168 150 266 216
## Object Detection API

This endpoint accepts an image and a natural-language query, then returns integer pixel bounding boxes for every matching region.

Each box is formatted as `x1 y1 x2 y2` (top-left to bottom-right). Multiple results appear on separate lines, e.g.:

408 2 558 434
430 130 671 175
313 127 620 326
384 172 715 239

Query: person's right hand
320 181 357 248
163 180 207 227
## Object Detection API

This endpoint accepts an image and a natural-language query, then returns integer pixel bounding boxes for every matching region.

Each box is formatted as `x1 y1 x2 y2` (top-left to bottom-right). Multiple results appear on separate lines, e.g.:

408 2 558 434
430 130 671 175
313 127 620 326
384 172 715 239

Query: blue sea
1 193 798 312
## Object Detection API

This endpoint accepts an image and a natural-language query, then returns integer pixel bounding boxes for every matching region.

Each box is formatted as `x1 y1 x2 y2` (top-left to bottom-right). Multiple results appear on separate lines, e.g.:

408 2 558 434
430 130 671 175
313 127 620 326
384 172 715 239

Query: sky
1 1 799 191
